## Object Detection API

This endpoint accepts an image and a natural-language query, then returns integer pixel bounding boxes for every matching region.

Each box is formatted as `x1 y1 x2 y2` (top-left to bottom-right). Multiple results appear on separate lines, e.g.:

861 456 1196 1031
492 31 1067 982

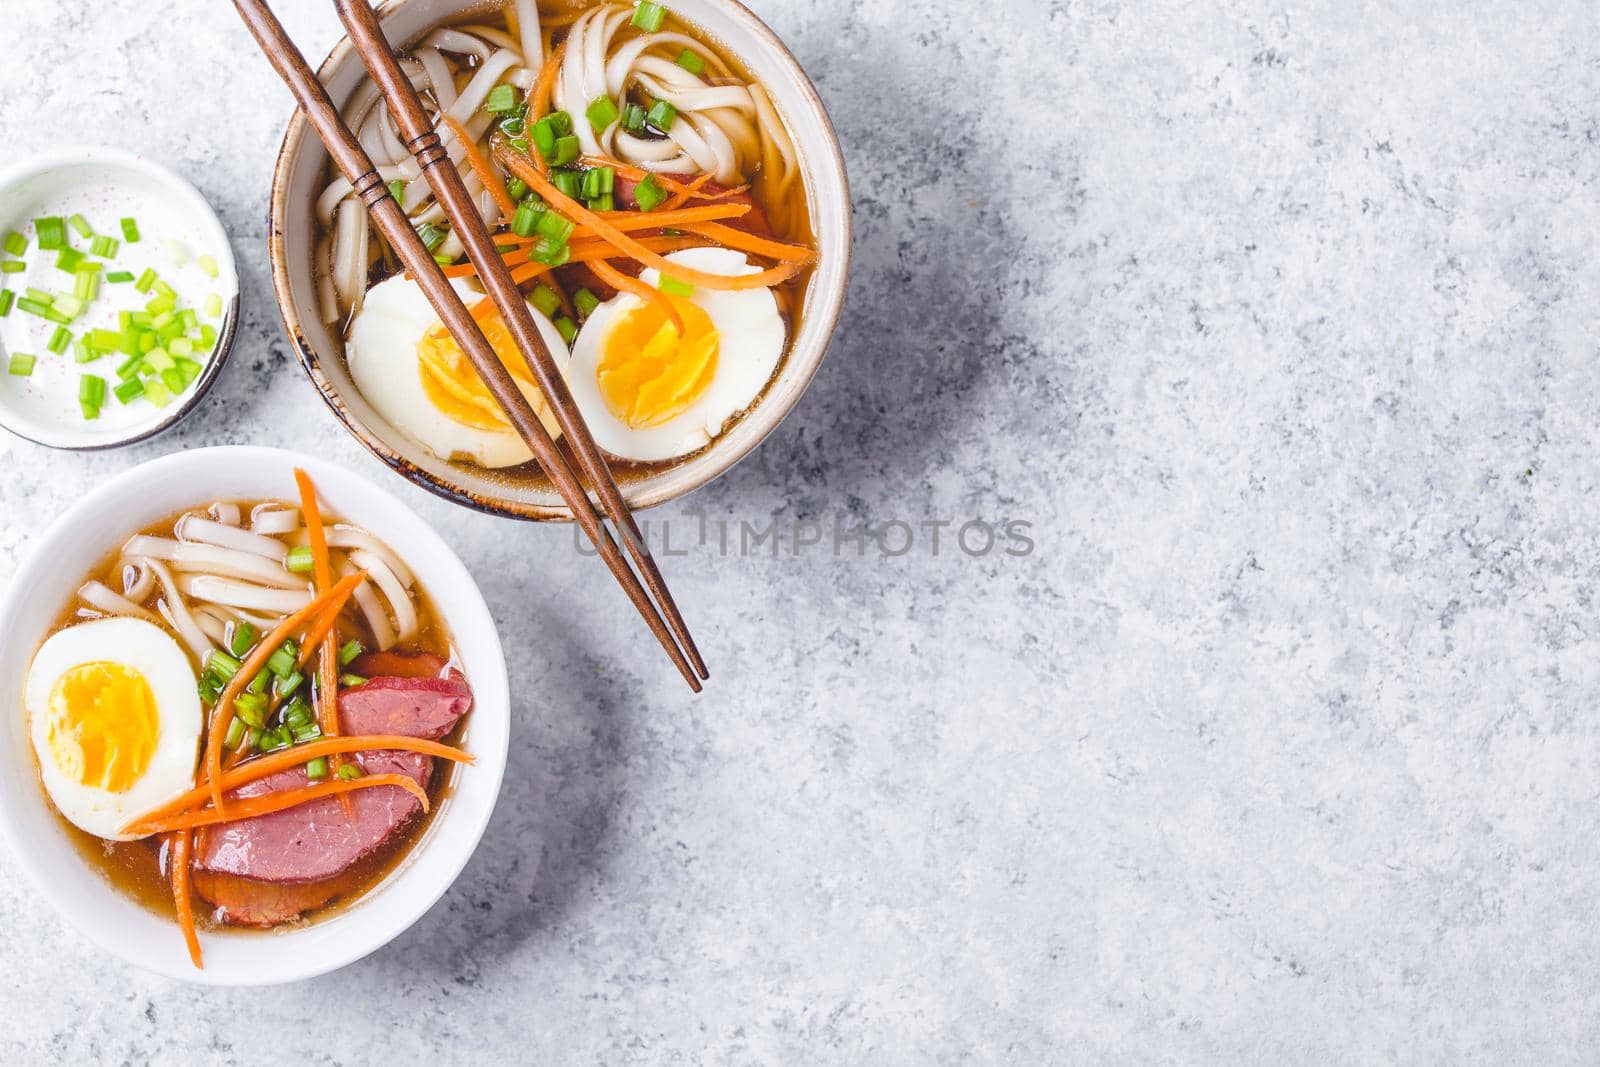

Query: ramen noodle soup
318 0 818 484
22 468 476 969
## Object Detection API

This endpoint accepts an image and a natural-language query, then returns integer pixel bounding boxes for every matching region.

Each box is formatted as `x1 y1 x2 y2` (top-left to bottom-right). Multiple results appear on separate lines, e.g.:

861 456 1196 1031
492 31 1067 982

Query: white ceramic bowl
269 0 851 520
0 147 240 450
0 446 508 985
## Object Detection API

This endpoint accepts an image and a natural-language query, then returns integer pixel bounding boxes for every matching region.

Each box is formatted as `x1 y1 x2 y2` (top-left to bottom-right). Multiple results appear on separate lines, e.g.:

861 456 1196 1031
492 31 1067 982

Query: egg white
346 275 571 469
26 618 203 841
566 247 787 462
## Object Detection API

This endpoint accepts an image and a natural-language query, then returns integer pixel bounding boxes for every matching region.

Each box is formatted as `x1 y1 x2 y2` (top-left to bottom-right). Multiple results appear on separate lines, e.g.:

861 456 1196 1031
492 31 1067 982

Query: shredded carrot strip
530 42 565 120
443 114 517 220
201 572 364 813
134 774 429 834
577 157 749 202
589 259 684 335
489 203 749 244
293 468 351 806
496 144 811 291
170 830 201 968
679 220 815 262
469 294 499 321
665 171 715 210
506 236 703 285
124 735 474 833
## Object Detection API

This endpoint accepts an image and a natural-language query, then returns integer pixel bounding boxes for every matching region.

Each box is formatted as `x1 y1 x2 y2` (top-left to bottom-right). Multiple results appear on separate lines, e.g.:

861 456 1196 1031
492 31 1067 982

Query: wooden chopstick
231 0 704 692
332 0 708 683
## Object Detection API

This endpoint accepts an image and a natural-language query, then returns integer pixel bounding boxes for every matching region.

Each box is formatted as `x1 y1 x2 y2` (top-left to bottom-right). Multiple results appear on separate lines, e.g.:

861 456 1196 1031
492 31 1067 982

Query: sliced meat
193 671 472 924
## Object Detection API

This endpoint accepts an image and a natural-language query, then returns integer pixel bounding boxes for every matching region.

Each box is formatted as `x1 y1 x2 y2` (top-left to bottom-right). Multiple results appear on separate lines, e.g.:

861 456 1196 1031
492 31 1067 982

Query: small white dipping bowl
0 446 509 985
0 147 240 450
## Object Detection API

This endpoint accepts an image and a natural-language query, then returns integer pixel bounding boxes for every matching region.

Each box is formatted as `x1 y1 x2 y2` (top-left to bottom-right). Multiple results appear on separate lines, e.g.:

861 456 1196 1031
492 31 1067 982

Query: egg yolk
45 661 159 793
597 296 719 428
416 305 550 431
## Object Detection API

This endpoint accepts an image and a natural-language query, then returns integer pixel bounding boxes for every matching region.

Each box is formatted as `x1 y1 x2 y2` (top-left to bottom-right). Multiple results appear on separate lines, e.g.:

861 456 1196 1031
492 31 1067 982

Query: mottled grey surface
3 0 1600 1062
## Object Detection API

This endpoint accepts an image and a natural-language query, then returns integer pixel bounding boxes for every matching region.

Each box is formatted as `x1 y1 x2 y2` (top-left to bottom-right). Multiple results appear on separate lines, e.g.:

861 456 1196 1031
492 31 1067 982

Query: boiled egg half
566 247 786 462
26 618 203 840
347 275 571 468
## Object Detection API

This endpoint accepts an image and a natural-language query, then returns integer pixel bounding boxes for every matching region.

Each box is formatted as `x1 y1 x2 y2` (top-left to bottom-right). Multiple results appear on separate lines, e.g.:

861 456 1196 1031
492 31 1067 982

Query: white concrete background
3 0 1600 1063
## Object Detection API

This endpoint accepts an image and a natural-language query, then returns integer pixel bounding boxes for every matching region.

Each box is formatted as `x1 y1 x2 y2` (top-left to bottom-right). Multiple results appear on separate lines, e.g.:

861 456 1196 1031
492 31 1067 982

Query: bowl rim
0 145 240 452
0 445 510 985
268 0 851 522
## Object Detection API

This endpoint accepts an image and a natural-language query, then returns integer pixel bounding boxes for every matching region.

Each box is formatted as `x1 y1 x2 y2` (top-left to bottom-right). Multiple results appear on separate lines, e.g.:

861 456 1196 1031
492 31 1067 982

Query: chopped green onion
0 290 12 317
256 728 289 754
73 338 97 363
266 640 299 680
621 103 648 134
531 116 558 159
658 274 693 297
160 366 183 393
511 198 543 237
499 108 528 137
73 270 100 303
508 137 531 155
198 254 218 278
235 691 269 726
338 639 364 666
206 648 243 680
78 374 106 408
631 0 667 31
114 353 143 379
145 293 176 315
284 544 315 573
2 231 25 256
304 756 329 780
292 722 323 744
0 260 23 274
387 179 406 204
144 348 175 373
675 48 705 75
90 234 119 258
587 94 620 132
506 178 529 201
134 267 157 293
79 400 100 421
35 217 67 250
547 110 573 136
53 294 83 320
105 270 134 284
530 284 561 317
587 193 615 213
224 715 247 749
47 326 72 354
203 292 223 319
67 214 93 239
141 378 173 407
634 173 670 212
229 621 257 657
175 357 202 385
484 83 518 113
113 376 144 403
646 98 677 132
416 223 448 252
340 673 368 688
581 168 602 200
551 135 580 166
276 670 304 699
284 702 313 728
535 211 574 244
153 279 176 300
337 762 364 781
573 287 600 318
170 337 193 357
530 235 570 267
7 352 35 376
554 315 577 344
120 217 140 243
551 169 583 199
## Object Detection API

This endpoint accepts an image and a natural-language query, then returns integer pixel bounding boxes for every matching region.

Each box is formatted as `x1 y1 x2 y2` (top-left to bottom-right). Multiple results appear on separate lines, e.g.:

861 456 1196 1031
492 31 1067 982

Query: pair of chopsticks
233 0 709 691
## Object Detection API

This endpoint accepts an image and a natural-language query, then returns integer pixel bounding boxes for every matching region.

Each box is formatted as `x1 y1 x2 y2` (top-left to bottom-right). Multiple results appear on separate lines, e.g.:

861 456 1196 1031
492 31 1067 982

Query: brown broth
323 0 819 491
36 500 466 932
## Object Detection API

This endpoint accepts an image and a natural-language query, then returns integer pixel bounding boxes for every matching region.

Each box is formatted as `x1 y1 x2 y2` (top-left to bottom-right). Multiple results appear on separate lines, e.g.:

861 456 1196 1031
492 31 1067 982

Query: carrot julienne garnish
664 171 715 210
589 259 684 336
494 144 810 292
169 830 201 968
490 203 750 242
293 468 350 802
123 734 473 834
442 114 517 220
201 571 365 813
676 220 815 262
134 774 429 834
528 43 565 127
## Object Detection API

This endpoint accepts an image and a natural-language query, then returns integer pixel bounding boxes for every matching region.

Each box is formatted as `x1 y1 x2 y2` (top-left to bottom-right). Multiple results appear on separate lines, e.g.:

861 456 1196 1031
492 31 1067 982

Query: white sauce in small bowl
0 148 239 449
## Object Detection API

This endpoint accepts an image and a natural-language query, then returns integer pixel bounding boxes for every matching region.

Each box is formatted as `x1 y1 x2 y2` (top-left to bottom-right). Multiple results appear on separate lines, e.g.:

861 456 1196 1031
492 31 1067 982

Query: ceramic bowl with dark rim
268 0 850 521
